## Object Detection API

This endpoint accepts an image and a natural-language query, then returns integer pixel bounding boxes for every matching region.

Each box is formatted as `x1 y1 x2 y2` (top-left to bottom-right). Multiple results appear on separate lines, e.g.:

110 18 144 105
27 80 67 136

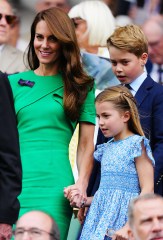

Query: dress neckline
112 134 136 143
32 70 61 78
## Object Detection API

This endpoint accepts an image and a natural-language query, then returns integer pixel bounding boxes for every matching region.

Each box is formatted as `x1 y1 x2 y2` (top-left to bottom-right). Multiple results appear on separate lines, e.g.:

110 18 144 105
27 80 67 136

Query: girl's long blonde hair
95 85 144 136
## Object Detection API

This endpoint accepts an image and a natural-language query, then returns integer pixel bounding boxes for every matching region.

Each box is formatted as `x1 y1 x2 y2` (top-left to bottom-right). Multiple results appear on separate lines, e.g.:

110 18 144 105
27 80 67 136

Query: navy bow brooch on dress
18 79 35 88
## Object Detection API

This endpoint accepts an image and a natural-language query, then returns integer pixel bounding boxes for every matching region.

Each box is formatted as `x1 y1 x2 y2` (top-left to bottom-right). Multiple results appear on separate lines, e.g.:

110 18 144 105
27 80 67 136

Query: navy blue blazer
88 75 163 196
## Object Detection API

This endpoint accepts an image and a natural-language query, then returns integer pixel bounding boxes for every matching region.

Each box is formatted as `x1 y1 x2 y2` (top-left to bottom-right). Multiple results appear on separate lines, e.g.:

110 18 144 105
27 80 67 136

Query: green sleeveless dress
8 71 96 240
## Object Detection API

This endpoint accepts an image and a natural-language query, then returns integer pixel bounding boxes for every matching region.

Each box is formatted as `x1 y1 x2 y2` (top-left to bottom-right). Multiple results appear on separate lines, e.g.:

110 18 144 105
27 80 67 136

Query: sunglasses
0 13 17 25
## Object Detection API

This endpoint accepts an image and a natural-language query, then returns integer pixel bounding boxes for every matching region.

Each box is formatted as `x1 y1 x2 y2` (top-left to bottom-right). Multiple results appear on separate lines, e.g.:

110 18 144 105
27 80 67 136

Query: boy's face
109 46 148 84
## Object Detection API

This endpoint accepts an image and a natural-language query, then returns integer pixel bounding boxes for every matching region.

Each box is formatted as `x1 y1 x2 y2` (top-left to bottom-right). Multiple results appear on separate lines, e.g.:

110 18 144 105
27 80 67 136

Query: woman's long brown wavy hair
26 7 94 121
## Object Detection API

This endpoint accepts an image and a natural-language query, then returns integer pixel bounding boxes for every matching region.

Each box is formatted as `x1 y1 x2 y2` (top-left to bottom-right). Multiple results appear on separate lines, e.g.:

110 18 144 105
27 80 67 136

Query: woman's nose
41 39 49 48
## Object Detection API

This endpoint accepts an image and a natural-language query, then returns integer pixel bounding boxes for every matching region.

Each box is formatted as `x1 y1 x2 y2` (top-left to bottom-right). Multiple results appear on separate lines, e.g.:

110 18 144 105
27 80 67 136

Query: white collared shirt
129 71 147 96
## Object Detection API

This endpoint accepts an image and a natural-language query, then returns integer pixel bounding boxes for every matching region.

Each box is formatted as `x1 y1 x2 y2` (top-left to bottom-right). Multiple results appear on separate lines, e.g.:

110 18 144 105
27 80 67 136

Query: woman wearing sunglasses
0 0 26 74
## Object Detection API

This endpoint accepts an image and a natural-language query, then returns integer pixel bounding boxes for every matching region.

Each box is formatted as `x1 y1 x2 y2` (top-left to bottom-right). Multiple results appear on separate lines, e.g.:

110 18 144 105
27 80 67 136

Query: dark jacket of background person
0 71 22 224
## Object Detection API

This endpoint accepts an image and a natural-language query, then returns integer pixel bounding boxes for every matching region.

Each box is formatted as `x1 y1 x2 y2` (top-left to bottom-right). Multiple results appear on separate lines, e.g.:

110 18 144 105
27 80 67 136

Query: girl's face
96 101 130 141
109 46 148 85
34 20 61 68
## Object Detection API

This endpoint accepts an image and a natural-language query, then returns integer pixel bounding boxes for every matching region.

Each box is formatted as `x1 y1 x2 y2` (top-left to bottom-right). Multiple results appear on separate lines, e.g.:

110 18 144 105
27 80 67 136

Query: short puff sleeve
94 143 106 162
132 136 155 166
78 84 96 124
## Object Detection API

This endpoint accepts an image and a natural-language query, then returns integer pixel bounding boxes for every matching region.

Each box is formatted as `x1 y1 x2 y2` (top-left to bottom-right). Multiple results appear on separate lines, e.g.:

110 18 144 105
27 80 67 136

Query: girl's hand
77 207 89 225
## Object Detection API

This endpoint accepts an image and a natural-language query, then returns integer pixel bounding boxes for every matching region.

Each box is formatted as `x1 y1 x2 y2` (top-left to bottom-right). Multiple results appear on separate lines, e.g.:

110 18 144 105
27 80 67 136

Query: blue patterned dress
79 135 155 240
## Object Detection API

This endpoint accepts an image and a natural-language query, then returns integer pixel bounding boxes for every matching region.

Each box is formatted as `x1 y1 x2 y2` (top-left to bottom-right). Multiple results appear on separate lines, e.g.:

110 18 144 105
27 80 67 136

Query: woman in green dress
8 7 95 240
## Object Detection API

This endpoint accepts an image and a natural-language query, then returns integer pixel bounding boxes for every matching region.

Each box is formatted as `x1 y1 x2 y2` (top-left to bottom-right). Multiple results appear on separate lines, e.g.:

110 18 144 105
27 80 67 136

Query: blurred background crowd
8 0 163 52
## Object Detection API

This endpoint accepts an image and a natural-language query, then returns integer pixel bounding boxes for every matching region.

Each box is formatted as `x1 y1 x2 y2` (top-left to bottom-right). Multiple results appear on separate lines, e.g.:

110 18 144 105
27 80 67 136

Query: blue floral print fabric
79 135 155 240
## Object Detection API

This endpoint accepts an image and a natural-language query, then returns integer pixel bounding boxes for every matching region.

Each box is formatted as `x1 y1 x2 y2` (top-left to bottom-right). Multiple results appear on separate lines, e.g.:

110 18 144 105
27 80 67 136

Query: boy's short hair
107 24 148 57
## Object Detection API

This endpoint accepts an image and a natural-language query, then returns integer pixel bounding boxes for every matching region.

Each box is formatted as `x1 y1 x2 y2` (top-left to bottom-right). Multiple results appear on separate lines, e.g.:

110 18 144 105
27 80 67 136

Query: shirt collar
130 71 147 95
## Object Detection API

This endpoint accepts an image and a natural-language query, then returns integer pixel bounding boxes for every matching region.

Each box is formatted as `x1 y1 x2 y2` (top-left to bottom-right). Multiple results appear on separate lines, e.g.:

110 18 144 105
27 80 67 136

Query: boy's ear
141 52 148 66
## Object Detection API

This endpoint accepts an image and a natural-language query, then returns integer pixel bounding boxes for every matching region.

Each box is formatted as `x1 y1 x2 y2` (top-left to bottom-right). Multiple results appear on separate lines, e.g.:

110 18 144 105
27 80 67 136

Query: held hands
64 182 87 209
0 224 12 240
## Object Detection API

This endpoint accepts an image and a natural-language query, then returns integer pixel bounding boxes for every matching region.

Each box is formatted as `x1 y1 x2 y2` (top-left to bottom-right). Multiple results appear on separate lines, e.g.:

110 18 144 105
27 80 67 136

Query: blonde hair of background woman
68 0 115 46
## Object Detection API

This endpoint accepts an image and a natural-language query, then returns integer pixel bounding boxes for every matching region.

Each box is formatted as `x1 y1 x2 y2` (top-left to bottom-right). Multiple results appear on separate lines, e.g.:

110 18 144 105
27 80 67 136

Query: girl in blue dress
78 85 155 240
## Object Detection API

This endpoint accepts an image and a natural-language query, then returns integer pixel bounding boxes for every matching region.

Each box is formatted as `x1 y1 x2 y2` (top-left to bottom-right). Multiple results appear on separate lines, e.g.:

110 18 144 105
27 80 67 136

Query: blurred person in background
7 11 28 52
69 0 119 91
35 0 70 12
129 0 162 25
128 193 163 240
101 0 134 28
0 0 26 74
13 210 60 240
102 0 134 17
142 14 163 85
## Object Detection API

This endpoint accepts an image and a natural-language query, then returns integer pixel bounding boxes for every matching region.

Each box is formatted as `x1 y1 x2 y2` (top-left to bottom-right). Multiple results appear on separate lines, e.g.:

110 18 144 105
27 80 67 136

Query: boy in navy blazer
87 25 163 202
